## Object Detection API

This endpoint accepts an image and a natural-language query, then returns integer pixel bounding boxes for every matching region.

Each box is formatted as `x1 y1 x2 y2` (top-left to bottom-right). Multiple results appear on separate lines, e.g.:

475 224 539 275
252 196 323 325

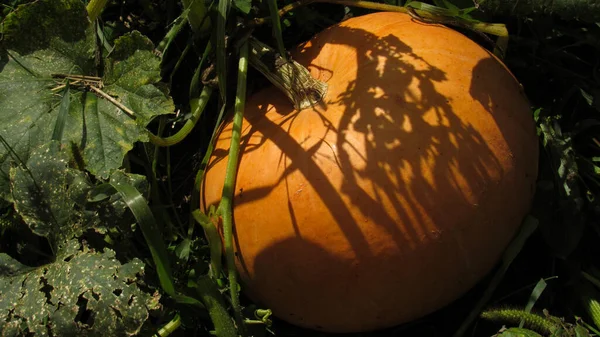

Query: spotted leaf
0 239 161 336
0 0 174 205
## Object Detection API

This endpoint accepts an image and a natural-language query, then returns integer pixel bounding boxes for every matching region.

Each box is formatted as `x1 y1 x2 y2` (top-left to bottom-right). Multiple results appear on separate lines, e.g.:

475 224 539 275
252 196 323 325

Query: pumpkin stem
248 37 328 110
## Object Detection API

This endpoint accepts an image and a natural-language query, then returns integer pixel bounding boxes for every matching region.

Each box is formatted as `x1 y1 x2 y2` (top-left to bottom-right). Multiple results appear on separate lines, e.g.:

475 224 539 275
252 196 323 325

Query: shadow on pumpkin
203 14 535 333
217 24 510 255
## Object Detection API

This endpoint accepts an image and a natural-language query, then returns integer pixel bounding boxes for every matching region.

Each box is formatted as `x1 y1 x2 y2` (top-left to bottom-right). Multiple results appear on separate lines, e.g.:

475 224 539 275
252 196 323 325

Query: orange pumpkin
201 11 539 333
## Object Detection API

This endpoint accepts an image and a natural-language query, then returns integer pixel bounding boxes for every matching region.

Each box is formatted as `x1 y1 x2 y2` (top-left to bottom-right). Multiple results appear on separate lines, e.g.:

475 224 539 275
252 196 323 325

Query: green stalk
86 0 109 21
148 86 213 146
266 0 287 60
194 276 238 337
218 40 249 336
192 209 223 281
154 314 181 337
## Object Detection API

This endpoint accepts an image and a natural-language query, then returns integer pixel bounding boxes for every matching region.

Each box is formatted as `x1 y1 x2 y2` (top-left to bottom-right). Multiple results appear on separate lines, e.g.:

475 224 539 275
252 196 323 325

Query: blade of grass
157 8 190 53
168 42 193 84
520 278 548 328
218 39 249 336
109 171 175 296
453 215 539 337
51 82 70 145
266 0 287 60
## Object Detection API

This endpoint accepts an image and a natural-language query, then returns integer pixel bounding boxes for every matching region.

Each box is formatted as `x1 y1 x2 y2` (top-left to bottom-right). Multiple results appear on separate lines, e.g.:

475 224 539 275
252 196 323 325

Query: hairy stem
219 40 249 336
194 276 238 337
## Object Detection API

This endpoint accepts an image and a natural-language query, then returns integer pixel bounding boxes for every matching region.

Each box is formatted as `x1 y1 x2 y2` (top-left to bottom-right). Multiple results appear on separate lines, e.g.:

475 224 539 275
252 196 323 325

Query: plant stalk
219 40 250 336
148 86 213 146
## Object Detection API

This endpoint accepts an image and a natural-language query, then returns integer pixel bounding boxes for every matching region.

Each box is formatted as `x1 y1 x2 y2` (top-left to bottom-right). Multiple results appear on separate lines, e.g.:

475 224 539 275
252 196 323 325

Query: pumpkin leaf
0 0 174 205
9 141 74 245
7 141 148 248
0 239 161 336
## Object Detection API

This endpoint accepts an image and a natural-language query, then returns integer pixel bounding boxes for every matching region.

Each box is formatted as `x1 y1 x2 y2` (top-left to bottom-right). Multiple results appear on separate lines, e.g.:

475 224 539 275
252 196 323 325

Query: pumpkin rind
201 12 539 333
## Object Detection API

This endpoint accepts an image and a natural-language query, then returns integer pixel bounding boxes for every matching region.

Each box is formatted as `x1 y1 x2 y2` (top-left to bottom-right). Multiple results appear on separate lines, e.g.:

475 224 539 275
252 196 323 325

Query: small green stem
194 276 238 337
86 0 109 21
148 86 213 147
154 314 181 337
219 40 249 336
266 0 287 60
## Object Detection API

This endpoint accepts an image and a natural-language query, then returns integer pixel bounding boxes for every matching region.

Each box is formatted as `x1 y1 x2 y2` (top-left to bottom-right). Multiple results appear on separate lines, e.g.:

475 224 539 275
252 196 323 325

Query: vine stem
249 0 508 37
148 86 213 146
219 40 249 336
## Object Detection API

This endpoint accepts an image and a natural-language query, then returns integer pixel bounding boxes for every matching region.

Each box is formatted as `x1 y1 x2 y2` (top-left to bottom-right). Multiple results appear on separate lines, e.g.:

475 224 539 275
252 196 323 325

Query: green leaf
0 0 90 56
523 278 547 316
0 239 161 336
497 327 543 337
574 324 592 337
9 141 75 243
233 0 251 14
7 140 147 247
0 0 174 203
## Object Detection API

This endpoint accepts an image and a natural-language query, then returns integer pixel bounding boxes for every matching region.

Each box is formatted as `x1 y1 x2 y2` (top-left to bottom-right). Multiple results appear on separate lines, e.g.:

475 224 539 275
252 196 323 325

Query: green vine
217 39 250 336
